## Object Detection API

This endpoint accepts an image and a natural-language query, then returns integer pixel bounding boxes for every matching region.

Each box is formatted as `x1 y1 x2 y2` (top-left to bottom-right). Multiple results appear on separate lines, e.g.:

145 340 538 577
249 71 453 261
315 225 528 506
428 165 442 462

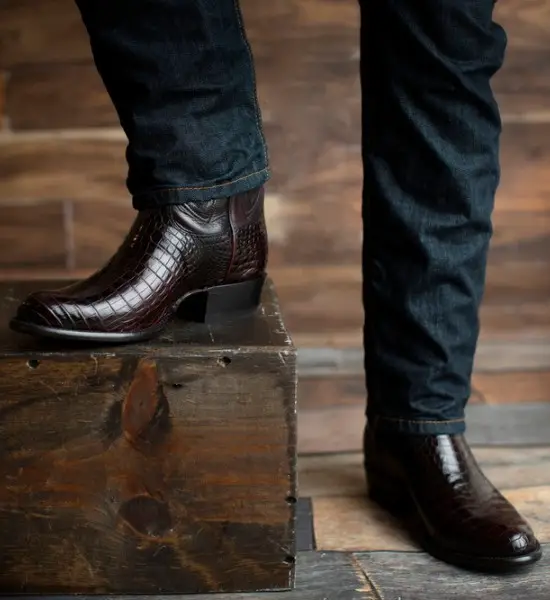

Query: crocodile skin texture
364 427 541 564
13 187 267 335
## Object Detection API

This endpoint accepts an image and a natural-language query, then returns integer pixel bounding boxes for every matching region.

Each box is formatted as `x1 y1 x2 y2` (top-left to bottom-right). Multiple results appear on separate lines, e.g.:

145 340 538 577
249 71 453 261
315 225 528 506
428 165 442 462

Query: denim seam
375 416 465 424
133 167 268 197
232 0 269 167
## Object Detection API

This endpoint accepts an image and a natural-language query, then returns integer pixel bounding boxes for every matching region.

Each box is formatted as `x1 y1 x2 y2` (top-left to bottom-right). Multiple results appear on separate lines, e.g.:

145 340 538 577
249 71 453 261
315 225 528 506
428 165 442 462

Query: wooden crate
0 279 297 595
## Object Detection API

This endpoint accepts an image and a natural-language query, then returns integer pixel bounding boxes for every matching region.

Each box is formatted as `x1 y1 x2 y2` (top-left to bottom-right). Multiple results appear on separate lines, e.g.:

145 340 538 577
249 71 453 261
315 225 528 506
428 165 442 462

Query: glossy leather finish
10 187 267 342
364 425 542 571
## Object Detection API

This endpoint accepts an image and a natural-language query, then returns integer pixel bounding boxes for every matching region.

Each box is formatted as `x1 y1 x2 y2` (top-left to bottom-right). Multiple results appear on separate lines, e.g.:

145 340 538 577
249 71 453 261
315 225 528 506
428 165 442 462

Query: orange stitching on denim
376 416 465 424
134 168 268 196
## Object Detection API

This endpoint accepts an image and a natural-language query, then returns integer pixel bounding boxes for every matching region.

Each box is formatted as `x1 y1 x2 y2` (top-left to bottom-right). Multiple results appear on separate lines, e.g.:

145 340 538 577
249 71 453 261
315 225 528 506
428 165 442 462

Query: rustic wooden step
0 279 297 596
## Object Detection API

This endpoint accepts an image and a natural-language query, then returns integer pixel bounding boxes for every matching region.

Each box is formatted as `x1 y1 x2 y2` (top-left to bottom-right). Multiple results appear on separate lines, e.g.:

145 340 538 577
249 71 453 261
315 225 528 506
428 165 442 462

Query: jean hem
132 167 270 209
368 414 466 435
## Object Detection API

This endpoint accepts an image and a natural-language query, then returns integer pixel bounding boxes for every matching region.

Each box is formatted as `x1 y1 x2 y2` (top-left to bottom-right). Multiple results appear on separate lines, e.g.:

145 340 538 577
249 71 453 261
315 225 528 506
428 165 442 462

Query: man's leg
360 0 542 570
77 0 268 205
10 0 269 342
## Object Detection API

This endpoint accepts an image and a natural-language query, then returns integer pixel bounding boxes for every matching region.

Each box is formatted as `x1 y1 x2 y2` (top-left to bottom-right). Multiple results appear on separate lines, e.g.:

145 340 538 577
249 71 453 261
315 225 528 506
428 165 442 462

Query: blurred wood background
1 0 550 406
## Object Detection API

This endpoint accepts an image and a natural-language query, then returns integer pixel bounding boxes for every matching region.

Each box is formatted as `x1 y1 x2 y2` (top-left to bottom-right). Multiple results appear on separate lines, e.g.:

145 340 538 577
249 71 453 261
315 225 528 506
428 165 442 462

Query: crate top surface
0 278 294 358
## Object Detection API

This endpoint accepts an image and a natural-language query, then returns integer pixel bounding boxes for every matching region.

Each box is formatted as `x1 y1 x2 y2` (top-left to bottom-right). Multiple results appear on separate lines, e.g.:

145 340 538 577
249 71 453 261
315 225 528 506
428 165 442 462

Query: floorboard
299 447 550 499
354 545 550 600
35 552 375 600
300 447 550 552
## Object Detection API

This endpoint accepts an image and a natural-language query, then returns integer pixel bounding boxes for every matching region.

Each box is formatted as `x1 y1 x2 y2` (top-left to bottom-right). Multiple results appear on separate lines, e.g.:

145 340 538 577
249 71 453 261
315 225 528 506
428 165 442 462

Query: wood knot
122 359 164 443
118 495 172 538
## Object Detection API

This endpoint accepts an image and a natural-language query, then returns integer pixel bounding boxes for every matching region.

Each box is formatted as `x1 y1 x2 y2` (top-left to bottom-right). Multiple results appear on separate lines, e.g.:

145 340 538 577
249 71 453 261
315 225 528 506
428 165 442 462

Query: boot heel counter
228 187 268 280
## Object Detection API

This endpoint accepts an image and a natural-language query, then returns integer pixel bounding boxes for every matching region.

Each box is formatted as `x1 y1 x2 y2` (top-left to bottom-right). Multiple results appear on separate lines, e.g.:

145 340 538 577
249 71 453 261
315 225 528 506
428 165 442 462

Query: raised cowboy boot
10 187 267 343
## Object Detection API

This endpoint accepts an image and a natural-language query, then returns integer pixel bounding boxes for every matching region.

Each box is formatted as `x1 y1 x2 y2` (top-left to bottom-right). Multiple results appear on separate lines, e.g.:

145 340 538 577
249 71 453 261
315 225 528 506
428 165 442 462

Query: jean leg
360 0 507 434
74 0 269 207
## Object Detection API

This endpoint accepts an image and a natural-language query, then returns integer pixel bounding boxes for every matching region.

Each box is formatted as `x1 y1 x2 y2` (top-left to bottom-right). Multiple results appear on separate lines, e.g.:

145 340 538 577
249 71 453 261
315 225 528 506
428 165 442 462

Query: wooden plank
472 370 550 404
298 403 550 455
299 447 550 498
309 491 550 555
0 202 67 269
354 545 550 600
0 0 90 67
309 486 550 552
296 346 550 378
301 449 550 552
298 374 488 410
31 552 375 600
0 72 6 129
0 137 127 204
71 200 135 268
0 280 297 595
494 50 550 119
7 63 117 130
298 375 365 410
495 0 550 51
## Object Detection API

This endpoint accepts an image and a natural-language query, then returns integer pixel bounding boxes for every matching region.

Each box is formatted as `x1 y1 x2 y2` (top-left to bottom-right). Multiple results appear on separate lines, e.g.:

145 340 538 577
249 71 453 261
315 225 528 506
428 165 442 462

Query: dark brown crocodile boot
364 424 542 572
10 186 267 343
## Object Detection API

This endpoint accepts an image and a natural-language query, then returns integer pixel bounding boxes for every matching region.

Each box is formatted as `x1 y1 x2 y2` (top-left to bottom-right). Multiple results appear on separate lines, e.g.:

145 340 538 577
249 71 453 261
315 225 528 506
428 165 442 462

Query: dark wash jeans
74 0 270 208
75 0 507 435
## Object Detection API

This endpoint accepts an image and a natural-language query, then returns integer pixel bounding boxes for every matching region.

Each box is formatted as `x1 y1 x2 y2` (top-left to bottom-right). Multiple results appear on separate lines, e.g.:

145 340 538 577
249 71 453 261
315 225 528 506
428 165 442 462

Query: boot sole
9 276 265 344
367 467 543 573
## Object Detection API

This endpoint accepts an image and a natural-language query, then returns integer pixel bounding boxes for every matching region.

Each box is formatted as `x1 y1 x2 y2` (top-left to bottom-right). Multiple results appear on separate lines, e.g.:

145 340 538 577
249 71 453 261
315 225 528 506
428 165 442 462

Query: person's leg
360 0 542 570
79 0 269 206
10 0 269 342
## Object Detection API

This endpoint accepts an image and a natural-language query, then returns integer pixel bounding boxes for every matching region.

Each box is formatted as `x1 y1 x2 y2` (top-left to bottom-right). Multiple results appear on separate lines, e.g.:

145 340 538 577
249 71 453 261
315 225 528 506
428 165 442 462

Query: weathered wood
354 545 550 600
300 447 550 499
298 402 550 455
28 552 376 600
0 0 90 67
7 62 117 130
0 202 67 269
300 448 550 551
472 370 550 404
0 72 6 129
0 280 297 595
71 199 135 268
298 368 550 410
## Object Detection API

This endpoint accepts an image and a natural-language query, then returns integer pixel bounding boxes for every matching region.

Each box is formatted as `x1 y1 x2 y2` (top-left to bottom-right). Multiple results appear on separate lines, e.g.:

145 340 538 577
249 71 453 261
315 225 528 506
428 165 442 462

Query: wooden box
0 280 297 596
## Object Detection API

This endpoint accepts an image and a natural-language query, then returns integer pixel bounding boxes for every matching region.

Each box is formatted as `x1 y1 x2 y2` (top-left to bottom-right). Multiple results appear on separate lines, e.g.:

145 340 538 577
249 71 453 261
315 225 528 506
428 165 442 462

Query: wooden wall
1 0 550 354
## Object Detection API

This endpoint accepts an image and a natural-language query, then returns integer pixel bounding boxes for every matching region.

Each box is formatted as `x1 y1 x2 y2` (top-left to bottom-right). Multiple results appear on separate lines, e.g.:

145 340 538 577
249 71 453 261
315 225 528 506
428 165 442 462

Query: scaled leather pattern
14 187 267 334
364 427 540 560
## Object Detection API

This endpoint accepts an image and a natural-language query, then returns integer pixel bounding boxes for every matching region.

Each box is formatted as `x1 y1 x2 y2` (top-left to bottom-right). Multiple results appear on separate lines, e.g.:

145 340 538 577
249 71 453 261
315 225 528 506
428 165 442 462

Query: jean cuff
132 167 270 209
368 413 466 435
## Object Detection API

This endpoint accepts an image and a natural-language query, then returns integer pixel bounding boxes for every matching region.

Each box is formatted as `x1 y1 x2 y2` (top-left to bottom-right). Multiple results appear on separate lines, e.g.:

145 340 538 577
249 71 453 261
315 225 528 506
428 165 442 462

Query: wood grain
2 0 548 128
311 488 550 552
0 202 67 269
0 72 6 129
7 63 117 130
0 280 297 595
0 0 90 68
354 547 550 599
298 402 550 455
472 370 550 404
26 553 375 600
71 200 135 268
299 447 550 498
